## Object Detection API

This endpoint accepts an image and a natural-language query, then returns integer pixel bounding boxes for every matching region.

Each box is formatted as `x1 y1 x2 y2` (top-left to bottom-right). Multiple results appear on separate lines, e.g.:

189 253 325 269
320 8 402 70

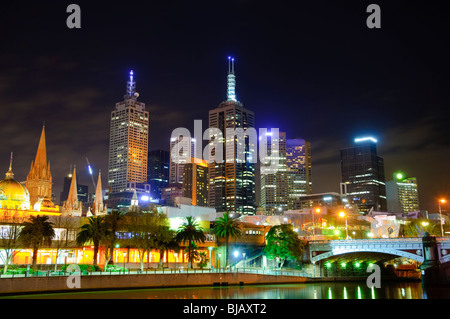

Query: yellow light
440 199 447 204
339 211 346 218
315 208 321 213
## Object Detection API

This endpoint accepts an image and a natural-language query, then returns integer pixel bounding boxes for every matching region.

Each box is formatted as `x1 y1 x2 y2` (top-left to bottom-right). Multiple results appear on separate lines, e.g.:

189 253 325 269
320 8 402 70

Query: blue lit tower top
227 57 237 102
126 70 137 99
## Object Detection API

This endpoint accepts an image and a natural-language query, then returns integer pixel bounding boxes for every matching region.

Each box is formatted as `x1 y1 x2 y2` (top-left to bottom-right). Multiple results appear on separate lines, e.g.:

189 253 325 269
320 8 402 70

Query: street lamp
439 199 446 237
339 211 349 239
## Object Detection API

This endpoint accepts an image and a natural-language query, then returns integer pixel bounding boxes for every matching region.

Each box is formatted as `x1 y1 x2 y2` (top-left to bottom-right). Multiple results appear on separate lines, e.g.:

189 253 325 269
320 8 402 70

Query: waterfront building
386 172 420 214
340 137 386 213
147 150 169 200
292 192 348 210
208 57 256 215
108 70 149 194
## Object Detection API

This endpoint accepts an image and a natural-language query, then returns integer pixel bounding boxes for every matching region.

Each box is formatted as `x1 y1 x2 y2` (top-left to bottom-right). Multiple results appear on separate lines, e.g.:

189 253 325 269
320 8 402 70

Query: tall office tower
260 131 288 214
26 126 55 210
386 172 419 214
208 57 256 215
147 150 169 200
182 158 209 207
108 70 149 195
169 136 196 185
340 137 387 213
286 138 312 208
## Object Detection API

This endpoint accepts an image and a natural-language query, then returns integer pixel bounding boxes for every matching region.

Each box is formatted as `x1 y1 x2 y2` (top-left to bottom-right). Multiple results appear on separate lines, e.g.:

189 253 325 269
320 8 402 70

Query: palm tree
104 210 125 265
154 226 180 268
19 215 55 270
176 216 206 269
214 212 242 268
76 216 109 267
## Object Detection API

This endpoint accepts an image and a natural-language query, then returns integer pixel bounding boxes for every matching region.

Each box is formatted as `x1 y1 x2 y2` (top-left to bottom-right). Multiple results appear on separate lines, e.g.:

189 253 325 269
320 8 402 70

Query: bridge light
341 262 347 268
325 262 332 268
354 262 361 268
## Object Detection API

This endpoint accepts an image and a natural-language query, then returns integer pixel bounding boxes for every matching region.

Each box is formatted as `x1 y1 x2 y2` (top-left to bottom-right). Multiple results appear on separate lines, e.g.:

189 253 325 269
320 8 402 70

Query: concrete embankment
0 272 309 295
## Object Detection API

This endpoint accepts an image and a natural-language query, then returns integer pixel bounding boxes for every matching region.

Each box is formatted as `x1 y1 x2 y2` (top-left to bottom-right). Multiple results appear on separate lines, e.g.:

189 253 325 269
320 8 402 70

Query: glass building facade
340 138 386 213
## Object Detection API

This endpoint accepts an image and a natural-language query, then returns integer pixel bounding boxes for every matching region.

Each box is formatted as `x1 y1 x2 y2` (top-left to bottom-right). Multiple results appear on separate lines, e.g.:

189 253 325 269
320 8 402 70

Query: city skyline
0 1 449 213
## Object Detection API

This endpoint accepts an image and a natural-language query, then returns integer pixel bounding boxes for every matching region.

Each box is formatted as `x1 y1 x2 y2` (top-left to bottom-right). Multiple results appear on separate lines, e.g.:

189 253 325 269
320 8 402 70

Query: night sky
0 1 449 212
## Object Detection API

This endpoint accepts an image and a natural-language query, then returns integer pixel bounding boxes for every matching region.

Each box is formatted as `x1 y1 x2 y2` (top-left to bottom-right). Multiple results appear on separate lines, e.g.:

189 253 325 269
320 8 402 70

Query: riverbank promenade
0 268 317 296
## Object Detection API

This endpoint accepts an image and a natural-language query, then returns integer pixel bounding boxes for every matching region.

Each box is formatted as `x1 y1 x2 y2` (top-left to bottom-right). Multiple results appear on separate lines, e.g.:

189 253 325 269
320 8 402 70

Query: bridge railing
309 237 423 245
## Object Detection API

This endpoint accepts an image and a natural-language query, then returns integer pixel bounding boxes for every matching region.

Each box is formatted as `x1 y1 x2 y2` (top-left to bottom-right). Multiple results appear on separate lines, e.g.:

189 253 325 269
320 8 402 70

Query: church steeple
26 126 54 208
66 167 78 205
92 170 107 215
61 166 83 217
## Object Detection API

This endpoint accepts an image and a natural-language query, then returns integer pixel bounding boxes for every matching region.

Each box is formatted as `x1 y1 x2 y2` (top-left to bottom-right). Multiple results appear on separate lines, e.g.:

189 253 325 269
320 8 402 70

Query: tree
51 216 78 271
104 210 125 265
176 216 206 269
264 224 306 269
76 216 109 267
19 215 55 270
124 209 169 272
153 226 179 269
214 212 242 268
402 219 441 237
0 216 24 273
198 251 209 269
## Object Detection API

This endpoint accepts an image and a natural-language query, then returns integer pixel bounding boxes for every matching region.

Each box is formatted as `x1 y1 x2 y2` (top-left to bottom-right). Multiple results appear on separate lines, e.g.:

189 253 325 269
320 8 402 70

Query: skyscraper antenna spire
227 57 237 101
126 70 136 97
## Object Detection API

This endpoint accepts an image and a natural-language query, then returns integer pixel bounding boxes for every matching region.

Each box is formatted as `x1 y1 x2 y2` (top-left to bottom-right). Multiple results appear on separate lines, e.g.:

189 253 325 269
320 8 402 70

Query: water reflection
4 281 450 299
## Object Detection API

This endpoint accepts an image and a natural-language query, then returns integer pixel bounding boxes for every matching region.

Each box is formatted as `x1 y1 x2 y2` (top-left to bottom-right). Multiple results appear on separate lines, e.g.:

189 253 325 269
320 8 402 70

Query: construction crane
85 157 96 189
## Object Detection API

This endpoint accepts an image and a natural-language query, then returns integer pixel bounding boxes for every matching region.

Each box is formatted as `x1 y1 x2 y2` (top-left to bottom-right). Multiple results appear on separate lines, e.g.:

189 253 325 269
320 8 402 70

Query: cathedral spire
93 170 104 214
227 57 237 102
66 166 78 205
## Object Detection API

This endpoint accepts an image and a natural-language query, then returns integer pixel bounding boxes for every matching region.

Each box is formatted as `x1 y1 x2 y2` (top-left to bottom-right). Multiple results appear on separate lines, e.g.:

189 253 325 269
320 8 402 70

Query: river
2 280 450 299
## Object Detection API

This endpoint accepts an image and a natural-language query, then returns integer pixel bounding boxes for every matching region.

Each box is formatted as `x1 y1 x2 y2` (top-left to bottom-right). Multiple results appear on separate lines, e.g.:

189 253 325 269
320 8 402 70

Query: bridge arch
309 238 425 264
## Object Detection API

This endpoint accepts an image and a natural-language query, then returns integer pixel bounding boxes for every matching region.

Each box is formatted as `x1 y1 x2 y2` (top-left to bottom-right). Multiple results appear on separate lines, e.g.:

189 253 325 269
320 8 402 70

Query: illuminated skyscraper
108 71 149 195
183 158 209 207
386 172 419 214
340 137 386 213
147 150 169 200
169 136 196 185
208 57 256 214
259 133 312 214
260 131 287 214
286 138 312 208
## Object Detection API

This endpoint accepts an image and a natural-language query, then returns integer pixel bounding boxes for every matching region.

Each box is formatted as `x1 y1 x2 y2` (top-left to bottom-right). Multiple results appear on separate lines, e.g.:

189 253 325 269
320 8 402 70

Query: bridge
309 237 450 264
308 235 450 285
